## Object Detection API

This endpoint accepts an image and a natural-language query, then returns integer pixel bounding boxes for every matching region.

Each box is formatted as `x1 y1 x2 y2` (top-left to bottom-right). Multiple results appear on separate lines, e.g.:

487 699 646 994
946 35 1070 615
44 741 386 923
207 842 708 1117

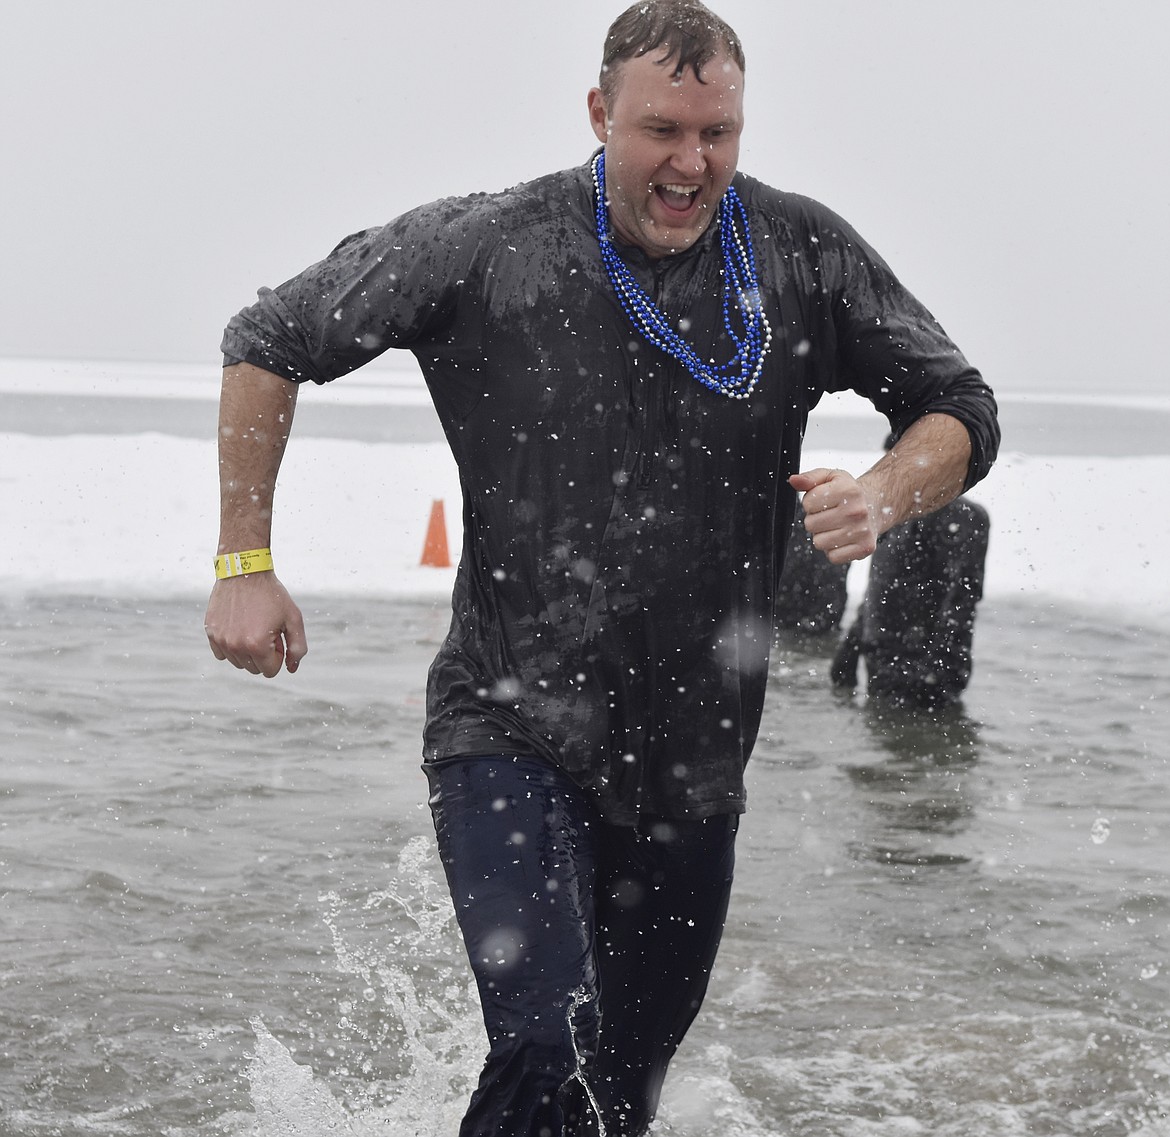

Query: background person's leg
426 756 603 1137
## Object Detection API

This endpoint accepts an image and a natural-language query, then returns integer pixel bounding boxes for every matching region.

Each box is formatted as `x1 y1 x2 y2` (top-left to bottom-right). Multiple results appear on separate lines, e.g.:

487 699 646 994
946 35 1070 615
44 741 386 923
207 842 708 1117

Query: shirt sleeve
806 202 1001 490
220 195 484 385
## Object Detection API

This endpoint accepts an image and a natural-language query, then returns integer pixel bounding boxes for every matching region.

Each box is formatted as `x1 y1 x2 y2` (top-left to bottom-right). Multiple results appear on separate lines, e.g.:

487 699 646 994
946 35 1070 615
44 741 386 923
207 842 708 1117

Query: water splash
566 985 607 1135
246 1019 370 1137
245 836 482 1135
658 1042 772 1135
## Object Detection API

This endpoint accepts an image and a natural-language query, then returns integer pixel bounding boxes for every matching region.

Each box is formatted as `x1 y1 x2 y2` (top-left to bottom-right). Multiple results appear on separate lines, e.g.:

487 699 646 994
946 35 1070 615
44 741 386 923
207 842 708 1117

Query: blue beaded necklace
592 150 772 400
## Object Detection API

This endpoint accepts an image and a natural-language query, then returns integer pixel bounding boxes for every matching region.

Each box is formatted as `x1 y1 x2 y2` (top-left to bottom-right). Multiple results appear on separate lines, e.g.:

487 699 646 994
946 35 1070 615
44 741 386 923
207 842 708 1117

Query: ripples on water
1 593 1168 1135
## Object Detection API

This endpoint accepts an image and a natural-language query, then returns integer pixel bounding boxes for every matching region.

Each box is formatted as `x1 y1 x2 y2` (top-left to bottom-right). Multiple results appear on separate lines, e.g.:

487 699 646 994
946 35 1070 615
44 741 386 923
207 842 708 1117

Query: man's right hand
204 573 308 677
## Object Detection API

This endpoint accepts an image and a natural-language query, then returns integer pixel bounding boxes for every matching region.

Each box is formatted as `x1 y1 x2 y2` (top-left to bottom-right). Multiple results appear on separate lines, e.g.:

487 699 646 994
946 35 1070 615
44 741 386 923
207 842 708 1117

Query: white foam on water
246 1020 369 1137
243 838 480 1137
656 1043 776 1135
651 1011 1170 1137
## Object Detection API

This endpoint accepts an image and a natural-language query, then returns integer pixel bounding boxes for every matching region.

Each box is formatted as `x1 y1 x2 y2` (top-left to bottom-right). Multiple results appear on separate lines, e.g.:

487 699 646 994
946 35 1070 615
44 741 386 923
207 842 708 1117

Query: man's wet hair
599 1 746 101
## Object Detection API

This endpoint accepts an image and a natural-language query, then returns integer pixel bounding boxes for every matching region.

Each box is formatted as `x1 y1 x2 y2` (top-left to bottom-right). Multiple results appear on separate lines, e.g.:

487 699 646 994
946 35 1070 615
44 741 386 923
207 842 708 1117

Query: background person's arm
203 362 308 677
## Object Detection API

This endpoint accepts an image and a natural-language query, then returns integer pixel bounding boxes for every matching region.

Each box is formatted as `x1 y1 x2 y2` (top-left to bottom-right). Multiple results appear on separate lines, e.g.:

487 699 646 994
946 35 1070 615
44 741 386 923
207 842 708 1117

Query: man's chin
646 220 708 257
612 210 710 258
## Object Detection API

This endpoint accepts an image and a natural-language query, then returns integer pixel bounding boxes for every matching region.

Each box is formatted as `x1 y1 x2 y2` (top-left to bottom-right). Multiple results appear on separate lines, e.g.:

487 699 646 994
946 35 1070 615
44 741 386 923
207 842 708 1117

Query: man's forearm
215 362 299 553
858 413 972 537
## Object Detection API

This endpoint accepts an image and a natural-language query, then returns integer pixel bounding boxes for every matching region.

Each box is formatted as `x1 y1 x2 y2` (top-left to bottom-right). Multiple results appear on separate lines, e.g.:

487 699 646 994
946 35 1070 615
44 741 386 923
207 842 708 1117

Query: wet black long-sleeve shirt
222 158 1000 823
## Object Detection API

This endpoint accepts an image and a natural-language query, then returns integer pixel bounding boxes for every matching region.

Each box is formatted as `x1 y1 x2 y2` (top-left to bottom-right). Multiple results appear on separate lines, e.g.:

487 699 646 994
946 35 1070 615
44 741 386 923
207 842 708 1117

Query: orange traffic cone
420 499 451 567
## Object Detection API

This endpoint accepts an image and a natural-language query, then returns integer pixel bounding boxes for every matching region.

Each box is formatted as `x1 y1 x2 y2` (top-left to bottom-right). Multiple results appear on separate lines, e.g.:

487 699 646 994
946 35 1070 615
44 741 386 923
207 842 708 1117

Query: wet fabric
222 156 1001 823
774 502 851 634
425 754 738 1137
831 496 990 708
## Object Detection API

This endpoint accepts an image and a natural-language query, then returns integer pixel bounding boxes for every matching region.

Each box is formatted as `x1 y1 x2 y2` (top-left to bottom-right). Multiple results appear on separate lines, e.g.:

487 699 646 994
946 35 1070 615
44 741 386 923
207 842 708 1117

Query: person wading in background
204 3 1000 1132
774 501 851 635
832 435 991 710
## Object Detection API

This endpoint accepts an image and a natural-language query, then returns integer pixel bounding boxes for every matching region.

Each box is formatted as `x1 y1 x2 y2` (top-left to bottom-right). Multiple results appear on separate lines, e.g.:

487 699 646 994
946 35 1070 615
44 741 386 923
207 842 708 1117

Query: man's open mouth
655 184 700 213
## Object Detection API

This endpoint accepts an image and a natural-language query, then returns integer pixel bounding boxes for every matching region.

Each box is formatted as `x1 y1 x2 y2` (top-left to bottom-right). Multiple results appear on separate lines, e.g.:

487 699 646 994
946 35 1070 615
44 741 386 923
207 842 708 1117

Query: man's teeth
657 185 700 211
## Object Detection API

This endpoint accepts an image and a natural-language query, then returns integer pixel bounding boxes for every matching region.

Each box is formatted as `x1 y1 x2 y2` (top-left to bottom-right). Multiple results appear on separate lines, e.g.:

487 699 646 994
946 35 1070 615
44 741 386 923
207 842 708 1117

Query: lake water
2 365 1169 1135
2 588 1168 1136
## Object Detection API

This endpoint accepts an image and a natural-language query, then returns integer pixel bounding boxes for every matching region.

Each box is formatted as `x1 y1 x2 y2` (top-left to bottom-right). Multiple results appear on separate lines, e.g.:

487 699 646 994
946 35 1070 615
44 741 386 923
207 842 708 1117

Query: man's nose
669 137 707 176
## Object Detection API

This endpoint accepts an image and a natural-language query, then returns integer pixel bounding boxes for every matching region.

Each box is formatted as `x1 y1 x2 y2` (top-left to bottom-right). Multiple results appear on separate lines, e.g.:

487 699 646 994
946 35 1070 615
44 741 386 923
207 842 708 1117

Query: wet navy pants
425 755 738 1137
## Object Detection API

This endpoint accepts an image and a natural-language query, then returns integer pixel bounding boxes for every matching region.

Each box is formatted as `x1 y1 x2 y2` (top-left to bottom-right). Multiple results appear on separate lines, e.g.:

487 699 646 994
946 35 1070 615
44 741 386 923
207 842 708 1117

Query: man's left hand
789 468 880 565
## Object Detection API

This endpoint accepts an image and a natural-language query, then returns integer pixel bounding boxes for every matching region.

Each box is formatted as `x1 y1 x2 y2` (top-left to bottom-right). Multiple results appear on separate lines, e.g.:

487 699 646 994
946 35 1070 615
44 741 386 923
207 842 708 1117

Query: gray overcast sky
2 0 1166 395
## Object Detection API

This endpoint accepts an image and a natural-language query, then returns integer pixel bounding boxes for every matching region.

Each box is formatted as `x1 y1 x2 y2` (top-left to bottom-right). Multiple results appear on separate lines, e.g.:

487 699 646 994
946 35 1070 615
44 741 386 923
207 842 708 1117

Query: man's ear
586 88 609 145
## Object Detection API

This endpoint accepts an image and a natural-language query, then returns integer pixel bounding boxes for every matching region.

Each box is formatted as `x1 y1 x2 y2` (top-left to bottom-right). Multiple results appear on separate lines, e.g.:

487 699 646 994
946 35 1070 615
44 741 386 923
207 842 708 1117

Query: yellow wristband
214 548 274 579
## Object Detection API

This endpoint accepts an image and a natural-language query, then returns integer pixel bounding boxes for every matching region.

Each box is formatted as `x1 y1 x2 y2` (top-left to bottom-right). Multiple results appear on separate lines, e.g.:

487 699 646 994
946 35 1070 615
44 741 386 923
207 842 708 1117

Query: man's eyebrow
636 112 738 127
